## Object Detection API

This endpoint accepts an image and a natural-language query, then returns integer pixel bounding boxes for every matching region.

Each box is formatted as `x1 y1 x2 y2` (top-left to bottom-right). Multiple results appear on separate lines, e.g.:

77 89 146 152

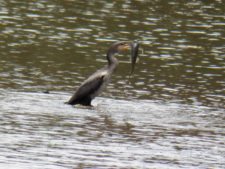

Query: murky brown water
0 0 225 168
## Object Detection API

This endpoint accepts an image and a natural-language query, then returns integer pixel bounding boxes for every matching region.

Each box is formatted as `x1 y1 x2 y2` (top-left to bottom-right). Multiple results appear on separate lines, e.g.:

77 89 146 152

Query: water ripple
0 91 224 168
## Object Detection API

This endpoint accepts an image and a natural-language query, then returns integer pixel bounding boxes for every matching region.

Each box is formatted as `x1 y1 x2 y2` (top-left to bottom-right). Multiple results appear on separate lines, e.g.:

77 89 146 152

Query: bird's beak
130 41 140 74
118 43 130 52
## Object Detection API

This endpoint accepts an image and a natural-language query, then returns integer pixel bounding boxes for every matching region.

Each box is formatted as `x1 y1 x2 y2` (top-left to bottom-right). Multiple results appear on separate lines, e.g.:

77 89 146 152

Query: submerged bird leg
75 104 94 110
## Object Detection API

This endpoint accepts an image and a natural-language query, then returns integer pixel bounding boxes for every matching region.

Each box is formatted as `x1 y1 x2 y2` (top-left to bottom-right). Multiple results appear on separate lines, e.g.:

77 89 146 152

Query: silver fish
130 42 140 74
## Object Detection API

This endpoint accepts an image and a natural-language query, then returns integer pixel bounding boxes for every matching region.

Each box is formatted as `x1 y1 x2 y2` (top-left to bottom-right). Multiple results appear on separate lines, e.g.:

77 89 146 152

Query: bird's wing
68 73 106 104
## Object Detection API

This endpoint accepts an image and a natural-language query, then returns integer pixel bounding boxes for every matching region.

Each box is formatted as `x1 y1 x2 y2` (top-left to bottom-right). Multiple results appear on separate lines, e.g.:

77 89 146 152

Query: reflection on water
0 0 225 168
0 91 224 169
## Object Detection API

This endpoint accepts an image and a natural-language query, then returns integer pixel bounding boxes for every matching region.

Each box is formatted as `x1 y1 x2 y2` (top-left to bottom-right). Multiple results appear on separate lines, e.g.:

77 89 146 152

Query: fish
130 42 140 74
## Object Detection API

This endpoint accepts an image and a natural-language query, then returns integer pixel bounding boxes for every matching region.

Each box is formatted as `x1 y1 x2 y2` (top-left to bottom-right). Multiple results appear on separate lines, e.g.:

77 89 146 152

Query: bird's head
107 41 140 73
108 41 132 55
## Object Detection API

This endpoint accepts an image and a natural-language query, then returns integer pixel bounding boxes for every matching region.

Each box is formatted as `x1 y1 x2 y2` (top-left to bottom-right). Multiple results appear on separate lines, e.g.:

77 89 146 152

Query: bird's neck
106 52 119 71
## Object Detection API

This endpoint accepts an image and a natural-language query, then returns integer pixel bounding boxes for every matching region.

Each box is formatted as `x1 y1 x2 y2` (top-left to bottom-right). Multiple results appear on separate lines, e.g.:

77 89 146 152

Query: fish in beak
130 42 140 74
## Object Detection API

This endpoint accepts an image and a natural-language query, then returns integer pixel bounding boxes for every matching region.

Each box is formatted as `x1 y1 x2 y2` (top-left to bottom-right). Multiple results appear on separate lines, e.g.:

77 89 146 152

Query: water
0 0 225 168
1 91 224 169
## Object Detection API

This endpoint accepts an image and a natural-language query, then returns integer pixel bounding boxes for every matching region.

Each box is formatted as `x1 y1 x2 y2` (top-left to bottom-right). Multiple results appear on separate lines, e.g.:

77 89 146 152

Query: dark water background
0 0 225 168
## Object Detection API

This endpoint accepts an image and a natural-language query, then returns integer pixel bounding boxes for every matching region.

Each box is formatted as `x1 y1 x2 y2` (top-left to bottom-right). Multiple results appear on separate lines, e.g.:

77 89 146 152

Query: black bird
67 41 139 106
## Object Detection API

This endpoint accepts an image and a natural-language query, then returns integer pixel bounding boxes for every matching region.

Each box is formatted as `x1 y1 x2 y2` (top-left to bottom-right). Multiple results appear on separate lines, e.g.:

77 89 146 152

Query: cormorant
67 41 139 106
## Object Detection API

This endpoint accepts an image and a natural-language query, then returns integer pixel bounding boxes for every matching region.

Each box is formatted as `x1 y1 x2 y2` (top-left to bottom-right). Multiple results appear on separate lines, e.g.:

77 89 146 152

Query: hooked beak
130 41 140 74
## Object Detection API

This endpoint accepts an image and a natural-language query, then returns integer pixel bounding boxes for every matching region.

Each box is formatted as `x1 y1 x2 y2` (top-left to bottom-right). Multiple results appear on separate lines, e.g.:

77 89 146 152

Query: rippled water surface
0 0 225 168
1 91 224 169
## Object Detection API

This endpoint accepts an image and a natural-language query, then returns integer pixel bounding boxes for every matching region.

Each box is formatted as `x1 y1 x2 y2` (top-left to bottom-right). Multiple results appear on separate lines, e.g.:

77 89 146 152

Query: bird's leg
75 104 94 110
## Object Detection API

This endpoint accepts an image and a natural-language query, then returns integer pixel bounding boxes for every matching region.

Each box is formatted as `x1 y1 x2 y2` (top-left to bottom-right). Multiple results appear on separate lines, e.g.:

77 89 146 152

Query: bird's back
67 66 111 106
